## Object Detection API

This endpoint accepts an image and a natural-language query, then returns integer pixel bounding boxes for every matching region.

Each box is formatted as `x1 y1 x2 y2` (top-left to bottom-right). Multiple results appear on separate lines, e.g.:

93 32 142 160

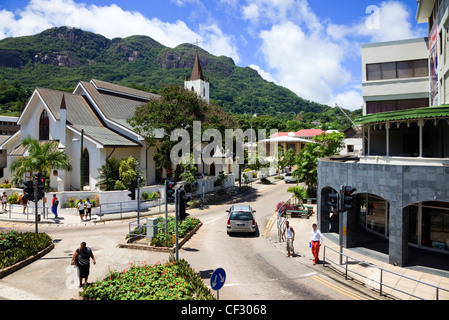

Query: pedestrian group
282 221 323 265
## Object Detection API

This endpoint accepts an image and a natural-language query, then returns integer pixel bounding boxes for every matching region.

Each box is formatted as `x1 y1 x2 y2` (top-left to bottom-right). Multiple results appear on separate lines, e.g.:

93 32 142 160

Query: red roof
295 129 325 137
270 129 325 138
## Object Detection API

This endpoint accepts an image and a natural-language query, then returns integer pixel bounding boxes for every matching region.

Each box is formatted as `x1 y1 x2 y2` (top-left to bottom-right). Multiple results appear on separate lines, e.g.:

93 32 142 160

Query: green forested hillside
0 26 360 130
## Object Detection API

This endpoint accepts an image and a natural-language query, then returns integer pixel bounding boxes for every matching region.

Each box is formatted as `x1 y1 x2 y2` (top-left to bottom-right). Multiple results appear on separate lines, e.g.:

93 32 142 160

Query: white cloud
240 0 424 110
248 64 276 83
0 0 240 62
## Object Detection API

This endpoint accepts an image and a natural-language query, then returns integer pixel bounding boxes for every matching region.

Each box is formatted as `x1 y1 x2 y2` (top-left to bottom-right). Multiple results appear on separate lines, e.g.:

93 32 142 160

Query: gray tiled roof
36 87 140 147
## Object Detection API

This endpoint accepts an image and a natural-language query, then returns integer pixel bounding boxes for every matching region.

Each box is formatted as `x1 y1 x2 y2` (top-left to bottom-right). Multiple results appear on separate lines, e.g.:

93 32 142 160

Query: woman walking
72 242 96 288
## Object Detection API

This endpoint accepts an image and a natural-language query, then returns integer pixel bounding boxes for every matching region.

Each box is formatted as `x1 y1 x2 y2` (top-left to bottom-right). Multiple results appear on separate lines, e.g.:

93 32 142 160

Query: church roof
189 54 204 81
34 87 141 147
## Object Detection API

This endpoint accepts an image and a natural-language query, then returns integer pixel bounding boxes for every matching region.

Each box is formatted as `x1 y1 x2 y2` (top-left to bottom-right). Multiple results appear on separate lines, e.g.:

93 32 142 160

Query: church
0 54 215 192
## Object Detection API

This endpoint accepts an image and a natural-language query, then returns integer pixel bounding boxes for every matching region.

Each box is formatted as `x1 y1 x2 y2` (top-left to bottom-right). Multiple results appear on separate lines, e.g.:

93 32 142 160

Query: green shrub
148 216 200 247
79 259 214 300
0 232 52 269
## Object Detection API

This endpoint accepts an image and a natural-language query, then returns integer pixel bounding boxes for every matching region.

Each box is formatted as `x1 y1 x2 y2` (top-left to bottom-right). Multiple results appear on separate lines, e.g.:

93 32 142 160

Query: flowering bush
276 201 296 215
80 259 215 300
0 229 22 251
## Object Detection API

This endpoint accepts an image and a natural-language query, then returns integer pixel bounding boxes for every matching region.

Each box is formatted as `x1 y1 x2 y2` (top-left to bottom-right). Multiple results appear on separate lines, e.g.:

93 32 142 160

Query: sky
0 0 428 111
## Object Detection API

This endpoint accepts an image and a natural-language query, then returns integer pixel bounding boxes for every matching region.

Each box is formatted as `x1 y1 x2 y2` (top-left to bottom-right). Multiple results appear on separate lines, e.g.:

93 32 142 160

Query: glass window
397 60 414 78
366 195 388 236
422 205 449 251
367 64 381 81
414 59 429 77
381 62 396 79
39 110 49 141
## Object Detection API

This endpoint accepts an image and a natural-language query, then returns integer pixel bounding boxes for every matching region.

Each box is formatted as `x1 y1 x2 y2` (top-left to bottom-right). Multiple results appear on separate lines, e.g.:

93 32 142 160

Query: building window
359 194 389 237
39 110 49 141
407 202 449 253
366 98 429 114
366 59 429 81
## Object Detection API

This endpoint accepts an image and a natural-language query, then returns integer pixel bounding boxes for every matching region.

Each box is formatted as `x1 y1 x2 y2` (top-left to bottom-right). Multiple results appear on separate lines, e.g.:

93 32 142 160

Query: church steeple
185 50 210 104
190 54 204 81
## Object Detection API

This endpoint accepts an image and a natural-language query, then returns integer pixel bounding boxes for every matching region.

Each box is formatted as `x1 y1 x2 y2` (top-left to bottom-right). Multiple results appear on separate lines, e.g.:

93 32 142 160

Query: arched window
82 148 90 188
39 110 49 141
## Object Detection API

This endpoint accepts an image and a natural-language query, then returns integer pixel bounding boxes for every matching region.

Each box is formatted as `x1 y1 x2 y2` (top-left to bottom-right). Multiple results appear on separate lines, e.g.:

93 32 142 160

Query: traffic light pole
339 185 344 265
175 188 179 262
137 178 141 228
164 180 168 235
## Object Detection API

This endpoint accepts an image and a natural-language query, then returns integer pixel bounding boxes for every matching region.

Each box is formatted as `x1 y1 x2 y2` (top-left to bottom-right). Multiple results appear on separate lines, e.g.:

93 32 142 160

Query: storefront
405 201 449 253
359 194 390 238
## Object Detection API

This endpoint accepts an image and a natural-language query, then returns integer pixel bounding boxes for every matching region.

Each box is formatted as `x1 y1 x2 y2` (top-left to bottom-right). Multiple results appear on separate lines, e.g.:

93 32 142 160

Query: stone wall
317 158 449 266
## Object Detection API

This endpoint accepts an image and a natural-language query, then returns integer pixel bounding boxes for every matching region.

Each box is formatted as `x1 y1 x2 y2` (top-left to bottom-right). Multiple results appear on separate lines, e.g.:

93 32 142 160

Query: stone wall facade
317 158 449 266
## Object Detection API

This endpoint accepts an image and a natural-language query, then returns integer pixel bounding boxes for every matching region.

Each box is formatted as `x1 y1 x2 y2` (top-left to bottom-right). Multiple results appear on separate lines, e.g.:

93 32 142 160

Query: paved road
0 182 373 300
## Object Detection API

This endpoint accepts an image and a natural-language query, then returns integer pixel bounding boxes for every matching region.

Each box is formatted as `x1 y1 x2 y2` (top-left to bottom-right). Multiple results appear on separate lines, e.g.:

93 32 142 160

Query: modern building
317 0 449 267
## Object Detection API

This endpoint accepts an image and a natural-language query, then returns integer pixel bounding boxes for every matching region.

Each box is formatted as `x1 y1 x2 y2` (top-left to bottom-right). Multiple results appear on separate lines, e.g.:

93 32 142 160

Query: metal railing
276 195 293 242
98 198 163 219
322 245 449 300
0 203 50 220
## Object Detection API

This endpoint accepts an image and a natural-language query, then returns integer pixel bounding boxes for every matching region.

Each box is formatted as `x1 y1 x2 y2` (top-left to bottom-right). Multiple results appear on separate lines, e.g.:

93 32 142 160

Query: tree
128 85 237 180
292 132 345 197
10 136 72 185
314 132 345 156
96 158 121 191
292 143 323 197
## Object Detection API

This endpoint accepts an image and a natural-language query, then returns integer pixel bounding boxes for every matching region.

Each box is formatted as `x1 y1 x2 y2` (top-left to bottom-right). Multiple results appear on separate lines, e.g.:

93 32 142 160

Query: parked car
284 172 296 183
226 205 257 234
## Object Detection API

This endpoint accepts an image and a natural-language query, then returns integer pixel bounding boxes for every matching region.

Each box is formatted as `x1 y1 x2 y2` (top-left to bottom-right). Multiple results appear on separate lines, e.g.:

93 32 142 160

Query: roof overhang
355 105 449 125
416 0 435 24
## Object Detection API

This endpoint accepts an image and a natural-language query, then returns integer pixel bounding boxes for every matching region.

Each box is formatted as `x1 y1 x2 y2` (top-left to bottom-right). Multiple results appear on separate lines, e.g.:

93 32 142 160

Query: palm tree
10 136 72 185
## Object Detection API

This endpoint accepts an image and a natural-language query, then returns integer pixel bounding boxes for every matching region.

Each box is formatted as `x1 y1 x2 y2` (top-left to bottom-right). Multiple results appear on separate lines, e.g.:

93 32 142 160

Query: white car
226 205 257 234
284 172 296 183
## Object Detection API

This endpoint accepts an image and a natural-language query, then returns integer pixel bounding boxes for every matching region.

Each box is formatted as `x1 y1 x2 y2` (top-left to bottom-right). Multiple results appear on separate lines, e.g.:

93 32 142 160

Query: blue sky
0 0 427 110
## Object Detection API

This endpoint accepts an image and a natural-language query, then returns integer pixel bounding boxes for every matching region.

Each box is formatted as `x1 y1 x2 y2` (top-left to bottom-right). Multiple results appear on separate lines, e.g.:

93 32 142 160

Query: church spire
190 54 204 81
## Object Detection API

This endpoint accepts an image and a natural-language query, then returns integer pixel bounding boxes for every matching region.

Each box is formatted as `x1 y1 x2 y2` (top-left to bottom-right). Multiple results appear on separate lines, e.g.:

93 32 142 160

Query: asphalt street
0 181 375 301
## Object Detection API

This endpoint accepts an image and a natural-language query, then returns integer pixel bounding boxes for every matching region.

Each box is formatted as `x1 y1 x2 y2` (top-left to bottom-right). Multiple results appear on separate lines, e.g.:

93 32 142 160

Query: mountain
0 27 336 117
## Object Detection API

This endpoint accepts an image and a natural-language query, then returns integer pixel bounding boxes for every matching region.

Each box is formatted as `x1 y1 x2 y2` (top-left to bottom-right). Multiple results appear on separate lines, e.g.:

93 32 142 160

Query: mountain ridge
0 26 361 131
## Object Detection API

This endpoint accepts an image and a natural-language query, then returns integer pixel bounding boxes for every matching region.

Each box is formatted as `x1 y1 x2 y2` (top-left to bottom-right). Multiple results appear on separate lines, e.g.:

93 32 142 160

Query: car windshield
229 211 253 220
286 173 291 176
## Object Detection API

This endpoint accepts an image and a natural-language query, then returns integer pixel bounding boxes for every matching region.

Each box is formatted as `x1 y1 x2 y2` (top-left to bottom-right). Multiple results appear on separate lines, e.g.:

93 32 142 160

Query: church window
39 110 49 141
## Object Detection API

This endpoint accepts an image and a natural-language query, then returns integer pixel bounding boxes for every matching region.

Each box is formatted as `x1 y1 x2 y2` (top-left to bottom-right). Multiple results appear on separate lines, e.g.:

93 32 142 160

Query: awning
355 105 449 125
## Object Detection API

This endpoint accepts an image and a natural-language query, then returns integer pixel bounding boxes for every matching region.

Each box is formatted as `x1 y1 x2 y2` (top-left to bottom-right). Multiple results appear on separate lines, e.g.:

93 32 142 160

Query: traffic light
127 179 137 200
341 186 357 212
166 181 176 203
23 180 35 202
328 192 339 212
178 189 190 221
36 175 45 201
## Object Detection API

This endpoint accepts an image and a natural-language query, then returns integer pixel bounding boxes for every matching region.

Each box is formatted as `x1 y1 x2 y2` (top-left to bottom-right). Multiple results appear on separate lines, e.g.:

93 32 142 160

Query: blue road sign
210 268 226 291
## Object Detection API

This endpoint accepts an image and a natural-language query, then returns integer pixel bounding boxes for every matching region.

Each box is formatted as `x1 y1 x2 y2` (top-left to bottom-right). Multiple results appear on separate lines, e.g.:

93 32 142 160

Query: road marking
264 211 278 237
310 275 368 300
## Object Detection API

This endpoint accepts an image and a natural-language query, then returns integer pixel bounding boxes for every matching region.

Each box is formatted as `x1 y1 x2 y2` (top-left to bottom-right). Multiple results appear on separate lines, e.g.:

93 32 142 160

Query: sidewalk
268 207 449 300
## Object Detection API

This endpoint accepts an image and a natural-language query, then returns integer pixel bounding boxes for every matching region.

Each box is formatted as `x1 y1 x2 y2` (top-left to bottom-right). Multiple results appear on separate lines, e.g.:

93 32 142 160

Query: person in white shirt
77 199 85 222
85 198 92 221
310 223 323 265
282 221 295 257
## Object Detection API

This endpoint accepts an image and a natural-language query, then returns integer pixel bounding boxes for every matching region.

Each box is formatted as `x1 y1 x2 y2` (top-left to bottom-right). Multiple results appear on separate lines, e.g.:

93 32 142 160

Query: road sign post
210 268 226 300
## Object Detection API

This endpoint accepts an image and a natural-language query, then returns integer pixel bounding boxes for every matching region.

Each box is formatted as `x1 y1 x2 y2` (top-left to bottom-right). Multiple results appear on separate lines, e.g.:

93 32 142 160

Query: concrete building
317 0 449 267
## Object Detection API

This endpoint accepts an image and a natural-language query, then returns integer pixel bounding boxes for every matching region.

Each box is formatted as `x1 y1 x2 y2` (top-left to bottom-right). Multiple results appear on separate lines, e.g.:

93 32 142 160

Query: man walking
282 221 295 257
310 223 323 265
